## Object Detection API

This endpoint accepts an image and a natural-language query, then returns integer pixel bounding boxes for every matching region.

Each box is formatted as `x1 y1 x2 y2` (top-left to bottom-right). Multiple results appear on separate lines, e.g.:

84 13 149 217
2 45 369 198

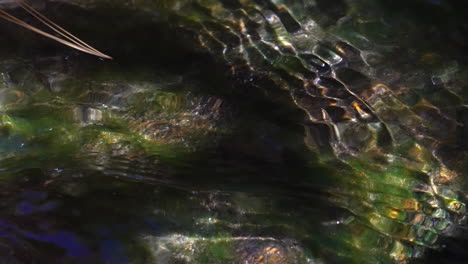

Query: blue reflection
38 201 61 212
24 231 91 258
15 190 60 215
20 190 47 200
15 200 35 215
1 218 91 259
100 240 128 264
259 134 283 151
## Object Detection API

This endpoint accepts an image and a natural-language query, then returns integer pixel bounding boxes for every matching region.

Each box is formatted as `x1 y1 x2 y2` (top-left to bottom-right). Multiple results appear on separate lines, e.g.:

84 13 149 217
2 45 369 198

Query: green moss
195 239 234 264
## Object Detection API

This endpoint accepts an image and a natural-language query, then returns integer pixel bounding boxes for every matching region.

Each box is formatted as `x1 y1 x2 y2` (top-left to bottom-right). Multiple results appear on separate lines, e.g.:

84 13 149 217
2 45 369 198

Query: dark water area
0 0 467 263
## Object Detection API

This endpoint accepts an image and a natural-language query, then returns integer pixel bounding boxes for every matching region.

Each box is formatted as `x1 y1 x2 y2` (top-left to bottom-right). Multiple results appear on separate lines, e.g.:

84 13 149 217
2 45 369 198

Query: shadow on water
0 2 346 263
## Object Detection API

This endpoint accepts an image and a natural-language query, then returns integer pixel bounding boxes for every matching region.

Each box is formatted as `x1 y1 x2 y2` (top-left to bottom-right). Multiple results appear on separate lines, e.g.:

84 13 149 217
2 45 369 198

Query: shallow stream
0 1 467 263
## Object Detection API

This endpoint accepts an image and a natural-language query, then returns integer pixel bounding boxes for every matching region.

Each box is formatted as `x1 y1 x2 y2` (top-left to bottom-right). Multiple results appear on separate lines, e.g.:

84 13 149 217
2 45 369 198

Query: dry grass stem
0 0 112 59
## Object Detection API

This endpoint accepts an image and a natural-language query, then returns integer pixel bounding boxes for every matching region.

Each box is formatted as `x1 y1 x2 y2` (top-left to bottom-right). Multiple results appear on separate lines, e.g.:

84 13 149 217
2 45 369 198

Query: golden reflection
446 200 465 213
420 52 441 65
407 143 431 165
387 208 405 221
401 199 419 211
436 167 457 184
335 45 346 55
389 241 410 263
352 101 371 119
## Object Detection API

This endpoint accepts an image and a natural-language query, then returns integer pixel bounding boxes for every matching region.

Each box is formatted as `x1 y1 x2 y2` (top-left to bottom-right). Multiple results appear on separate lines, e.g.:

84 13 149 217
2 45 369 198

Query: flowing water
0 0 467 263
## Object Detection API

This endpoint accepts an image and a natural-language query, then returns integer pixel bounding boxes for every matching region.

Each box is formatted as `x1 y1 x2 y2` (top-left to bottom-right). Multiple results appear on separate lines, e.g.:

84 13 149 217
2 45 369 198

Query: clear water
0 1 467 263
